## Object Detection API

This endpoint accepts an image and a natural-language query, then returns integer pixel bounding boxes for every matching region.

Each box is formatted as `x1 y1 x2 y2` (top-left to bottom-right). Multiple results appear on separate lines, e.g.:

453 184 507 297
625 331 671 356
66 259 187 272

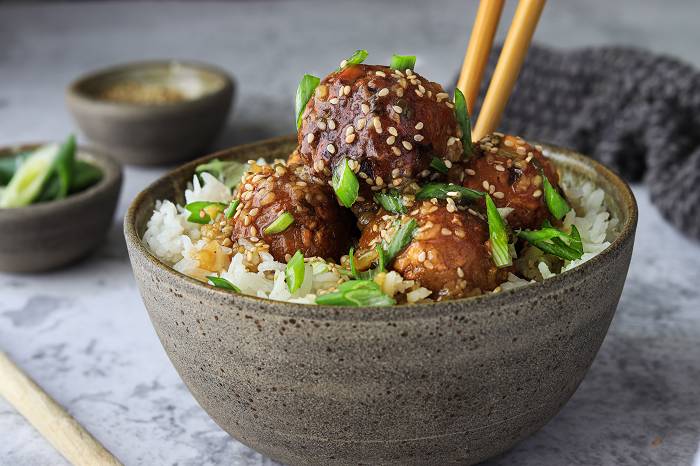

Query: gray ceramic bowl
125 136 637 465
66 60 234 166
0 143 122 273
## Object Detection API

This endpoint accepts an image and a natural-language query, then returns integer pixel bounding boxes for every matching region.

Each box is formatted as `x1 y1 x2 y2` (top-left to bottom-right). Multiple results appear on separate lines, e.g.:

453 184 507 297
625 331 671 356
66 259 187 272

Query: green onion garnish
517 224 583 261
373 189 406 214
285 250 305 293
184 201 228 224
54 134 76 199
348 245 386 280
316 280 395 307
339 49 368 69
390 54 416 71
295 74 321 129
485 194 512 268
383 219 418 263
415 182 483 202
430 157 449 174
195 159 248 189
453 88 473 157
207 276 240 292
224 199 239 219
264 211 294 234
542 174 571 220
332 158 359 208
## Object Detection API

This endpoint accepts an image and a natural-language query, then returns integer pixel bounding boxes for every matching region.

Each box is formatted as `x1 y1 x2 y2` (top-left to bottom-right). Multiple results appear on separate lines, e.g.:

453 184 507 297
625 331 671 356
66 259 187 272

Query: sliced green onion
430 157 449 174
390 54 416 71
316 280 395 307
415 182 483 202
184 201 228 224
485 194 512 268
332 158 359 208
0 144 59 208
0 152 29 186
53 134 76 200
195 159 248 189
339 49 368 69
264 211 294 234
348 245 386 280
207 276 240 292
453 88 473 157
543 174 571 220
295 74 321 129
517 224 583 261
285 250 305 293
224 199 239 219
383 219 417 263
373 189 405 214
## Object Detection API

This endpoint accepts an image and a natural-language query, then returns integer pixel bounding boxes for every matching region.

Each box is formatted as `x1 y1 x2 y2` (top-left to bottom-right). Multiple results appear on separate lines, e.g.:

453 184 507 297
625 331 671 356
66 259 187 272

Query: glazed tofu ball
228 162 355 262
297 64 463 191
453 133 560 230
358 203 508 299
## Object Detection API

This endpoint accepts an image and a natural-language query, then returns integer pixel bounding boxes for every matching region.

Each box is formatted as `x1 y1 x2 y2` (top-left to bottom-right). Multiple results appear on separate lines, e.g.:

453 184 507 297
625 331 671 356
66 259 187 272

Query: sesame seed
392 147 401 156
457 267 464 277
493 191 505 199
377 87 390 97
386 136 396 145
415 122 424 130
445 102 454 109
249 208 259 217
516 146 527 155
392 105 403 114
489 185 495 194
405 69 414 76
447 137 456 146
396 88 404 97
317 120 327 130
526 154 534 162
446 203 455 213
388 126 398 136
296 181 308 187
533 189 542 198
375 71 386 77
343 85 351 95
329 97 339 105
306 133 314 143
327 119 336 130
243 215 251 226
244 183 254 191
345 126 354 136
339 59 347 68
436 92 449 101
418 85 426 94
494 132 505 137
355 118 366 130
376 176 384 186
414 134 424 142
327 144 336 154
444 160 452 168
417 251 426 262
535 144 543 152
394 70 404 77
482 180 490 190
361 103 370 114
345 133 356 144
402 141 413 150
495 164 505 172
373 117 383 133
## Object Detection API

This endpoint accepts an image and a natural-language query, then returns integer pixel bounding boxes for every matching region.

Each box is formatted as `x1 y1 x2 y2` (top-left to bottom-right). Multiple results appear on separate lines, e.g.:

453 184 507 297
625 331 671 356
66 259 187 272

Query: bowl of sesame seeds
67 60 234 166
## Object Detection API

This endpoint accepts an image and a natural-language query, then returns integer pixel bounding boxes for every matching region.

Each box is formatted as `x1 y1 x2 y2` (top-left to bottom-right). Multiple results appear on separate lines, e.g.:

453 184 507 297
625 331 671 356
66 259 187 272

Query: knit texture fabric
463 45 700 239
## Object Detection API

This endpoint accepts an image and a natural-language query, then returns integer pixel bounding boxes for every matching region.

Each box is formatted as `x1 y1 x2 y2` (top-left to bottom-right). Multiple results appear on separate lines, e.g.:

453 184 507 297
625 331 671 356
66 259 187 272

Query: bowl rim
65 59 235 114
0 142 123 219
124 135 638 320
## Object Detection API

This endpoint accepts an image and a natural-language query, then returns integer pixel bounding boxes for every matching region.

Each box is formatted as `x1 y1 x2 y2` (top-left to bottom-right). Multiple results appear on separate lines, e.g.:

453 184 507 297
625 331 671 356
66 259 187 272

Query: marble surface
1 1 700 465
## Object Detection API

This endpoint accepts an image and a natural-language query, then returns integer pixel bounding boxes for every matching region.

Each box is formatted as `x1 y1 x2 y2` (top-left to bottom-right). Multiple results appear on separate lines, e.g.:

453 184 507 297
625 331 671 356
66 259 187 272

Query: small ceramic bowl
124 136 637 465
66 60 234 166
0 144 122 273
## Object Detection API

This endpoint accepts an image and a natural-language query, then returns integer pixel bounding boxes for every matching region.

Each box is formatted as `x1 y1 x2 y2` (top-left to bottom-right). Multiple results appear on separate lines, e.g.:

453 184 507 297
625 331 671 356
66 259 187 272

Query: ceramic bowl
124 136 637 465
0 143 122 273
66 60 234 166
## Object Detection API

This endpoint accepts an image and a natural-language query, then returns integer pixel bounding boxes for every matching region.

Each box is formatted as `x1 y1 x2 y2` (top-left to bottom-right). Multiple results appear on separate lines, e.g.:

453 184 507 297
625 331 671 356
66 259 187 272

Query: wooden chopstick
456 0 505 115
0 351 122 466
472 0 546 142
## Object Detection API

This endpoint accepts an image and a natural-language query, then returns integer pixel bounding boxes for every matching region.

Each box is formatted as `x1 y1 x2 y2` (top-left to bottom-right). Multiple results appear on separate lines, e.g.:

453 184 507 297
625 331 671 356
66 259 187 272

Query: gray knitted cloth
464 45 700 239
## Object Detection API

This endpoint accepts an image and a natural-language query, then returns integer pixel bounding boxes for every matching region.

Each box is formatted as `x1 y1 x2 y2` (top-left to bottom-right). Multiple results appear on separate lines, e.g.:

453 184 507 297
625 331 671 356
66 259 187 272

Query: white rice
143 169 617 304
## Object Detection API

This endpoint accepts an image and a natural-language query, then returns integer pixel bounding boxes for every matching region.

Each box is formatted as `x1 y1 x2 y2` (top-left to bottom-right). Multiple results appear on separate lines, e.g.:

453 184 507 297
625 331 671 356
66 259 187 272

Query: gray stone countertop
1 1 699 465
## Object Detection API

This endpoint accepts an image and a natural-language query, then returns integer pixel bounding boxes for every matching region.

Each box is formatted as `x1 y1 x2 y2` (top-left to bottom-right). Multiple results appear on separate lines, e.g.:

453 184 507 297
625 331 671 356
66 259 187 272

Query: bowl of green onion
0 135 122 273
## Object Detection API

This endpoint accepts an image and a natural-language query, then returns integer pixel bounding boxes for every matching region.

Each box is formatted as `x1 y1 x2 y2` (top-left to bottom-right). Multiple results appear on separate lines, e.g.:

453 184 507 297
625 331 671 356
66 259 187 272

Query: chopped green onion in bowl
373 190 406 214
390 54 416 71
430 157 449 174
315 279 395 307
543 174 571 220
332 158 359 208
339 49 369 69
453 88 473 157
517 223 583 261
0 144 60 208
184 201 228 224
207 276 240 292
264 211 294 234
383 218 417 264
415 182 483 202
485 194 512 268
224 199 239 219
285 250 305 293
295 74 321 129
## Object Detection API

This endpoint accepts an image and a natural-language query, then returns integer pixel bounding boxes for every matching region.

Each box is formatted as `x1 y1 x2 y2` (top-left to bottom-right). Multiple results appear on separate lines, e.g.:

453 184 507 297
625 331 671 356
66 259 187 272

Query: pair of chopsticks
0 351 122 465
457 0 546 142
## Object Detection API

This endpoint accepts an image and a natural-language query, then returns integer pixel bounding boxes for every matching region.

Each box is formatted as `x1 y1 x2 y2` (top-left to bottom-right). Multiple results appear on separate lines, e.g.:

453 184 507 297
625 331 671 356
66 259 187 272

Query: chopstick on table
472 0 546 142
456 0 505 115
0 351 122 466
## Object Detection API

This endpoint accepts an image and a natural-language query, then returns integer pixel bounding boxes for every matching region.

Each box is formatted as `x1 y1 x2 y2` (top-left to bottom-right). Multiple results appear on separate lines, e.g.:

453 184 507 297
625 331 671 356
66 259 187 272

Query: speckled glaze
66 60 234 166
124 136 637 466
0 143 122 273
